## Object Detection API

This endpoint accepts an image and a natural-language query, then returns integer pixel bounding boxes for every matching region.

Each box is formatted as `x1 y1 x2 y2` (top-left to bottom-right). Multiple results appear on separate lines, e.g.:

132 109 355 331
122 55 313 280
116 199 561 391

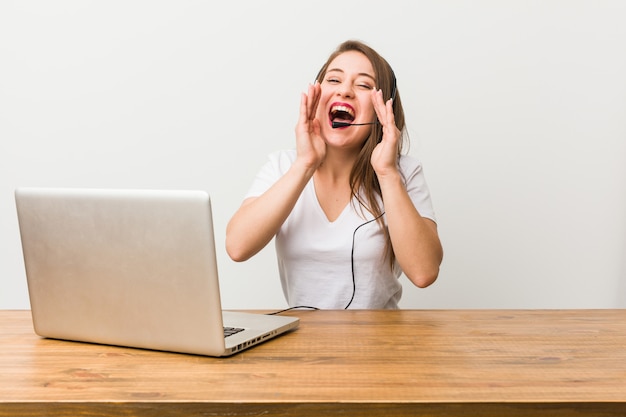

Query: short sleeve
244 150 297 199
399 155 437 223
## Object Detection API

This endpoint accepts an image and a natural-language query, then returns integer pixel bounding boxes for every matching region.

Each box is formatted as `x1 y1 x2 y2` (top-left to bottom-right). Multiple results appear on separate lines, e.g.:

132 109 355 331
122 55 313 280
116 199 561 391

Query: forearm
379 172 443 288
226 162 315 262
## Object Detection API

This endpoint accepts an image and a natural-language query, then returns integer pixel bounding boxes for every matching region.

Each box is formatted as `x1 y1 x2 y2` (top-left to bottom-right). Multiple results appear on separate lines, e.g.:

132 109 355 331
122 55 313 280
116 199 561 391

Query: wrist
376 169 403 188
291 157 318 180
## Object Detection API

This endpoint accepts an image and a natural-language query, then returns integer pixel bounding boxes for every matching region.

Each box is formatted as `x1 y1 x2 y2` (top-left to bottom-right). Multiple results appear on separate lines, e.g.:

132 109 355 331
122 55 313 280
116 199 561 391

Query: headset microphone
331 121 377 129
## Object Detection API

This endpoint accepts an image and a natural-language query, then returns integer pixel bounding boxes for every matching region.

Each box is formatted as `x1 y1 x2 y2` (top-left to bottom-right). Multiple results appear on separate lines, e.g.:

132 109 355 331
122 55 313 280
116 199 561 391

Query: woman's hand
370 88 401 177
294 82 326 171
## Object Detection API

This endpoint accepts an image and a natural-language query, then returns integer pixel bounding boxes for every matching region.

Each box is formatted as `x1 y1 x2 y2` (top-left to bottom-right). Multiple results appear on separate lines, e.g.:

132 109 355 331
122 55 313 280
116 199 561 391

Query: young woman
226 40 443 309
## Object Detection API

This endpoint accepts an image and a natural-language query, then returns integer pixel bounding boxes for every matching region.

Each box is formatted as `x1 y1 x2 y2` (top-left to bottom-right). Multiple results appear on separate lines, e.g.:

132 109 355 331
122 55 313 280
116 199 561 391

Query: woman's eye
326 78 340 84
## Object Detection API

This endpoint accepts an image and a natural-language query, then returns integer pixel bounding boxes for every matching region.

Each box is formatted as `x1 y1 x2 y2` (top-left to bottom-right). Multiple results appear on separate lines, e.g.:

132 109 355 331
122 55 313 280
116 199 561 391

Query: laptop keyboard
224 326 245 338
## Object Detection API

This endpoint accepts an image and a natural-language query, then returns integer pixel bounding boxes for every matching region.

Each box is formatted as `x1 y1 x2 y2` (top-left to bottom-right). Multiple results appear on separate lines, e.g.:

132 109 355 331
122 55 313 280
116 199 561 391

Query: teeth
331 105 354 117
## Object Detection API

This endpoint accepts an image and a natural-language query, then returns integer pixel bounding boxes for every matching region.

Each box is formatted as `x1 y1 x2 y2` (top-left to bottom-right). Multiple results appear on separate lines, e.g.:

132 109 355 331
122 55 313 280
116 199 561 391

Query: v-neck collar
308 180 352 224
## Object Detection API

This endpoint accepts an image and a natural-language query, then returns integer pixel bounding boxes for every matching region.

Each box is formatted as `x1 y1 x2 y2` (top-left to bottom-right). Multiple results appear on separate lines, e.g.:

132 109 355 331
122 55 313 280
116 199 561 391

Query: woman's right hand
294 82 325 171
226 83 325 262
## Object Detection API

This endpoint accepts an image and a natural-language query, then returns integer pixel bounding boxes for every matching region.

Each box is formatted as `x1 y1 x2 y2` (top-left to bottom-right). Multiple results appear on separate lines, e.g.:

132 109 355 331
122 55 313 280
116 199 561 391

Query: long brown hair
316 40 407 266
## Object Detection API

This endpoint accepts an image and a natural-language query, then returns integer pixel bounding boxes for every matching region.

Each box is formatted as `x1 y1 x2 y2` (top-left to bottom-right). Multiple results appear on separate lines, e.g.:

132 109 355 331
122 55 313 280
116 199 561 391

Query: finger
385 97 396 127
372 88 396 130
299 91 309 125
306 82 321 120
371 88 386 123
311 83 321 120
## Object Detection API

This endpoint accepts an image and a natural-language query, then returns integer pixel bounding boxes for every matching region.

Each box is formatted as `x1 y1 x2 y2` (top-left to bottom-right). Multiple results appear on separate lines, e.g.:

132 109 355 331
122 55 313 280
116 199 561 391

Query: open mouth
329 103 355 125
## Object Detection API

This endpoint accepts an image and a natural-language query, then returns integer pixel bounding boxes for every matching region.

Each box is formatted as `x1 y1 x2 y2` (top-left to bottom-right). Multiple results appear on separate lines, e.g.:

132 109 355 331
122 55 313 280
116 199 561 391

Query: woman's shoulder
258 149 297 174
398 153 424 174
267 149 297 164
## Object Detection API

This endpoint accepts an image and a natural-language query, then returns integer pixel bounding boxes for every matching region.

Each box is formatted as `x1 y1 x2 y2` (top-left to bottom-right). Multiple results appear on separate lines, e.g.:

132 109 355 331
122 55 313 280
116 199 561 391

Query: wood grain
1 309 625 416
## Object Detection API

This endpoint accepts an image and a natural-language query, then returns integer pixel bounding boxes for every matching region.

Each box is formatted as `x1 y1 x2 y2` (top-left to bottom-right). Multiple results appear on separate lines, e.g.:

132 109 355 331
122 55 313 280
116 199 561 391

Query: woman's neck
315 148 359 183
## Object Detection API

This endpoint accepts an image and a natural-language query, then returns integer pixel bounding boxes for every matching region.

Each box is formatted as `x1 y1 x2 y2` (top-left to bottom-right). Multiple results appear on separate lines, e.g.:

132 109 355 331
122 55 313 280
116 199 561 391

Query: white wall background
1 1 625 310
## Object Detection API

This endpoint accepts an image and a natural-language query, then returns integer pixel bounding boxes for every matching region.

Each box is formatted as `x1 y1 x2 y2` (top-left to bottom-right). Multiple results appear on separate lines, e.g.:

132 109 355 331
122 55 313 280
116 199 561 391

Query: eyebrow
326 68 376 82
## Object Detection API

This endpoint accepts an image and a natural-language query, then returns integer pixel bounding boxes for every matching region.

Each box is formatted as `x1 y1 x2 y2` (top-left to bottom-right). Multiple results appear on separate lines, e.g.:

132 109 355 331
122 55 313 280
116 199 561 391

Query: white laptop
15 187 299 357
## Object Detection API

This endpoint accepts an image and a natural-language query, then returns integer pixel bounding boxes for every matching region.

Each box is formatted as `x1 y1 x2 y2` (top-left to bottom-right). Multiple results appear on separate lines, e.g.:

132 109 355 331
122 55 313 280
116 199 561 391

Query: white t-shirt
245 150 436 309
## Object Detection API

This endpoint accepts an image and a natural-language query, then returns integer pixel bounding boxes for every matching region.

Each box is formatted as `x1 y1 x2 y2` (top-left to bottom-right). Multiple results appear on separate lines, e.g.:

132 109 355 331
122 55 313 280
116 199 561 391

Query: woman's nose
337 83 354 98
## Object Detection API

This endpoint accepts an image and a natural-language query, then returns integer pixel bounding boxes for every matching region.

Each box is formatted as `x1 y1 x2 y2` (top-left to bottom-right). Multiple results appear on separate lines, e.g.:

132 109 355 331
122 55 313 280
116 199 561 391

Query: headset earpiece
390 68 397 102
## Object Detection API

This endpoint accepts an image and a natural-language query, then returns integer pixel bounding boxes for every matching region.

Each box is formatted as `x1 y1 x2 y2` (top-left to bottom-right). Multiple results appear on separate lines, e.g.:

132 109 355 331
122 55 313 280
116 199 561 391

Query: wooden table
1 309 625 416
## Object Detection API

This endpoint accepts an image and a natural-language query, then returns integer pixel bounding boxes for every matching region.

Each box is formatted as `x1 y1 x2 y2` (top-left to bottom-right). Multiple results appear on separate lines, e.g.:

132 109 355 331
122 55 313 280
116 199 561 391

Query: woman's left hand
370 89 401 177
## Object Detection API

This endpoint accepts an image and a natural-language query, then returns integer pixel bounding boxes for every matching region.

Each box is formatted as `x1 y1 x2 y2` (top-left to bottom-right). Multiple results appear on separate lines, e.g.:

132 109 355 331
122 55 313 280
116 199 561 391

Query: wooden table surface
1 309 625 416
